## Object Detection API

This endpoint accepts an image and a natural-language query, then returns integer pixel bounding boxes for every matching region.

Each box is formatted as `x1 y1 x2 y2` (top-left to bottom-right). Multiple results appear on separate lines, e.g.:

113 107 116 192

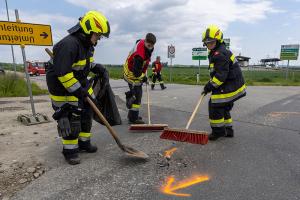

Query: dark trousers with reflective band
127 83 142 122
152 73 164 89
209 99 234 135
78 101 93 148
54 101 93 157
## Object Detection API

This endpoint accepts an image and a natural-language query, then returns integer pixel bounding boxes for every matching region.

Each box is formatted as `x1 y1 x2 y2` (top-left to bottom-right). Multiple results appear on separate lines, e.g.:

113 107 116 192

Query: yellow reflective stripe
88 87 93 95
61 77 78 88
79 132 91 138
50 95 78 102
209 63 214 68
124 64 144 82
212 76 223 86
138 73 145 79
224 118 233 124
211 84 246 100
72 59 86 67
90 57 94 63
230 54 235 62
210 118 224 124
58 72 74 83
62 139 78 145
132 104 141 108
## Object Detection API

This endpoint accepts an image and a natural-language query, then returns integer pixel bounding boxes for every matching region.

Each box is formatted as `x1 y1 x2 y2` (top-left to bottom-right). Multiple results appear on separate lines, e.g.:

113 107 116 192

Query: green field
0 74 48 97
0 62 24 72
106 66 300 86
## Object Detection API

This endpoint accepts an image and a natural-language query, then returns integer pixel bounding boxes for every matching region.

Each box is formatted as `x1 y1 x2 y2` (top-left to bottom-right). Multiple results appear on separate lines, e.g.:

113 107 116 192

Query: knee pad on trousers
69 113 81 138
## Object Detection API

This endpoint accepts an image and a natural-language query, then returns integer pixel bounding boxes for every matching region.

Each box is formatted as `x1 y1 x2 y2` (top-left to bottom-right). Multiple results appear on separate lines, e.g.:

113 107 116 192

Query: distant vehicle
27 61 46 76
0 66 5 75
265 64 272 69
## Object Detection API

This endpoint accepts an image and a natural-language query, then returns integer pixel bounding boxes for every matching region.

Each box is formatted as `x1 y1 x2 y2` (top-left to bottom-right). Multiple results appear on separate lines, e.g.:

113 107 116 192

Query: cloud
0 0 281 65
65 0 280 64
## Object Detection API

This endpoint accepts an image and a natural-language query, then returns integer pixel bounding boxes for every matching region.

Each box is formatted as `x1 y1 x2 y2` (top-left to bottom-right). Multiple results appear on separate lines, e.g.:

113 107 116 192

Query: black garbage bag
92 77 122 126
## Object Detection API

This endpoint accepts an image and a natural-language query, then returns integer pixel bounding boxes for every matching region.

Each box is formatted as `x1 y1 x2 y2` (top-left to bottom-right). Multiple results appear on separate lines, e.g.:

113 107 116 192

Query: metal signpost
168 45 175 82
192 47 207 84
280 44 299 80
0 9 53 125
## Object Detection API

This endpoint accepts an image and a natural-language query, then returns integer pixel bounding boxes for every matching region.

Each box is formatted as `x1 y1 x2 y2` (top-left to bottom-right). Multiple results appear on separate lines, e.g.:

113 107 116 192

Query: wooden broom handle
86 96 124 149
146 82 151 125
185 94 205 129
45 48 53 57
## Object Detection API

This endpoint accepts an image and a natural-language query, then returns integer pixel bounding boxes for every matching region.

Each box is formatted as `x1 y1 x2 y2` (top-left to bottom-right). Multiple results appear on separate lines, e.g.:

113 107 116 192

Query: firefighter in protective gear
46 10 110 165
201 25 246 141
123 33 156 124
151 56 166 90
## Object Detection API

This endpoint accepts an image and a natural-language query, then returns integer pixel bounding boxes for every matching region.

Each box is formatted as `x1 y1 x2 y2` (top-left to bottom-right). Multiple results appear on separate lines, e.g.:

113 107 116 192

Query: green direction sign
192 47 207 60
280 44 299 60
224 38 230 50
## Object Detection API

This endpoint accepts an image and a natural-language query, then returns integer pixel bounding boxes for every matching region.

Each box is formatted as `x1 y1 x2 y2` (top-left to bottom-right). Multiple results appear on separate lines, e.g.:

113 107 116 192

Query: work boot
79 141 98 153
63 151 80 165
225 127 234 137
160 84 167 90
151 84 155 90
208 132 226 141
129 118 145 124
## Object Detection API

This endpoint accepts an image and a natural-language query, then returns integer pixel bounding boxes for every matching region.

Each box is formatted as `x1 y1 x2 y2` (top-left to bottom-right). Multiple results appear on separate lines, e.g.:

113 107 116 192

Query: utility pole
5 0 17 74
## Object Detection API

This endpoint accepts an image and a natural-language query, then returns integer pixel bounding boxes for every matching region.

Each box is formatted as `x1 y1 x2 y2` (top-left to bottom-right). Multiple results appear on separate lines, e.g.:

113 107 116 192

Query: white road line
282 99 293 105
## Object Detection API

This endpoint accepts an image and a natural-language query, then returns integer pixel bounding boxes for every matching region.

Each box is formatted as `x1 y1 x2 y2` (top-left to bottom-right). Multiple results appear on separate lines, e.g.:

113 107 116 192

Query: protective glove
142 76 148 84
201 81 214 96
73 87 88 100
57 116 71 137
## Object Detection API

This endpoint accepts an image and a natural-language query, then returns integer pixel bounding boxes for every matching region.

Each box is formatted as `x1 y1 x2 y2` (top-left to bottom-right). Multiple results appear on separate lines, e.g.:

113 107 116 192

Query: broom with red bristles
129 79 168 131
160 94 208 145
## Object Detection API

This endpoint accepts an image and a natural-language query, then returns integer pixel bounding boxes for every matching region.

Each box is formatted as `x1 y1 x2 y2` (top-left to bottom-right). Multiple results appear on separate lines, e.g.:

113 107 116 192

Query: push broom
45 48 149 159
129 78 168 131
160 94 209 145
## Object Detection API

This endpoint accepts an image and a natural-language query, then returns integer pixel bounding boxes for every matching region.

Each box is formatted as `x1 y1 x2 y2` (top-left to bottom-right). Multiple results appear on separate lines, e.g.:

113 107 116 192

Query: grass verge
0 74 48 97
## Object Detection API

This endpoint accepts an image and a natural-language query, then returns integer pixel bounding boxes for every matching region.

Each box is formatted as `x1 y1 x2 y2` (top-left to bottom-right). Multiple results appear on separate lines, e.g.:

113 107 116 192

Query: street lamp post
5 0 17 74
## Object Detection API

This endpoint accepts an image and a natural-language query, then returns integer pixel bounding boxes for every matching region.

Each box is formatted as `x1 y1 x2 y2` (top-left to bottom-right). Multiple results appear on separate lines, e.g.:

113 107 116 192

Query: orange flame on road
164 147 177 159
161 175 210 197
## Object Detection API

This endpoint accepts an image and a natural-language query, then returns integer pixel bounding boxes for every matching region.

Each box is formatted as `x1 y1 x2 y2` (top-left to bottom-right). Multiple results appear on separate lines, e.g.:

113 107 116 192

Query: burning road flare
161 175 210 197
164 147 177 160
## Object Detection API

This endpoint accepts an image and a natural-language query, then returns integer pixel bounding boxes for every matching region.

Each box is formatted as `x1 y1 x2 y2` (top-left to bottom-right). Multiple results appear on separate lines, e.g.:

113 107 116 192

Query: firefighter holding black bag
46 11 111 165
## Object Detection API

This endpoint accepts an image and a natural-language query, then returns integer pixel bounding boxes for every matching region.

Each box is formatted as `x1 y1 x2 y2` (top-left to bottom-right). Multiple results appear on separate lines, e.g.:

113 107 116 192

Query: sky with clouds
0 0 300 66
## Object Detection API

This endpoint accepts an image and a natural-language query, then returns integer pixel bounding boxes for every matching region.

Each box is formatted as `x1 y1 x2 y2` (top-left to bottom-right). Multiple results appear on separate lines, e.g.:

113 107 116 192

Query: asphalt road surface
13 79 300 200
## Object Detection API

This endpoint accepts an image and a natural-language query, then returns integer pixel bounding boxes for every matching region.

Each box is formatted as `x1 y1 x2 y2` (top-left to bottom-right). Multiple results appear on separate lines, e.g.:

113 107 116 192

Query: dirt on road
0 95 56 199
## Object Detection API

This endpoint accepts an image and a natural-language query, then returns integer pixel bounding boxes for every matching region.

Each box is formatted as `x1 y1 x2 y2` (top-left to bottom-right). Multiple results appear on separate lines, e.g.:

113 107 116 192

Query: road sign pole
169 57 172 82
21 45 36 116
15 9 36 116
286 60 290 80
198 60 201 84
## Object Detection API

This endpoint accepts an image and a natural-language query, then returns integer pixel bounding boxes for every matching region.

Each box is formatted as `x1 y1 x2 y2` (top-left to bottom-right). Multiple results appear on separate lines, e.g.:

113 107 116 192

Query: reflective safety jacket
123 39 151 85
46 33 101 108
208 43 246 104
152 61 162 73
